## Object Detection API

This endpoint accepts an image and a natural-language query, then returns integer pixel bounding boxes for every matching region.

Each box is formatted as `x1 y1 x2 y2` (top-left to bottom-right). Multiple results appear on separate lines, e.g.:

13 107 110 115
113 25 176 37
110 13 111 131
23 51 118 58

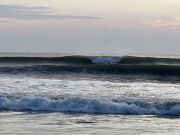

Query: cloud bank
0 5 98 21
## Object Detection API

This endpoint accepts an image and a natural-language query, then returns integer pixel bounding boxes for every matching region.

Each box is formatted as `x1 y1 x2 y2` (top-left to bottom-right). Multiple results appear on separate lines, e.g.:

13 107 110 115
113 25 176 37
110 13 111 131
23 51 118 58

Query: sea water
0 53 180 135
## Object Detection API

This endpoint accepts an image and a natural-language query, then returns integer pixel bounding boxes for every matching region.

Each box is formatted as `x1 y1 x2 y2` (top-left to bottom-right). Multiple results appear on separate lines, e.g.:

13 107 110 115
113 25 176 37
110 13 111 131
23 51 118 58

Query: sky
0 0 180 54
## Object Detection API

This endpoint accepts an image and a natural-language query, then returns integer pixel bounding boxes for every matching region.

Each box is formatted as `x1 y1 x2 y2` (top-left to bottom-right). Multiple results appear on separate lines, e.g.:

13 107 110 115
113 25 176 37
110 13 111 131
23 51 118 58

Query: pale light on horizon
0 0 180 54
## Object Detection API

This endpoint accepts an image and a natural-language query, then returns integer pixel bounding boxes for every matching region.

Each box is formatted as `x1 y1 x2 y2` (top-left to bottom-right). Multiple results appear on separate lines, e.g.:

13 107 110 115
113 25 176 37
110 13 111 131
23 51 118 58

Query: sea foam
0 96 180 115
91 57 121 64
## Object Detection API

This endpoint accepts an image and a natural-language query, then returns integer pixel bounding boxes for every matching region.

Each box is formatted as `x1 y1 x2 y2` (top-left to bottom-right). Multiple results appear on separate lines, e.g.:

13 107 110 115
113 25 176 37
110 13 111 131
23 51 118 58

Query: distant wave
0 55 180 65
1 95 180 115
0 56 92 64
0 55 180 76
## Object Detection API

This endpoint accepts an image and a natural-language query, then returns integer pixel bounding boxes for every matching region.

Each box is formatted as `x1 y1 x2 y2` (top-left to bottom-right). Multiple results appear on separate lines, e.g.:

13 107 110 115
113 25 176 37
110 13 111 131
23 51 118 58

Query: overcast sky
0 0 180 55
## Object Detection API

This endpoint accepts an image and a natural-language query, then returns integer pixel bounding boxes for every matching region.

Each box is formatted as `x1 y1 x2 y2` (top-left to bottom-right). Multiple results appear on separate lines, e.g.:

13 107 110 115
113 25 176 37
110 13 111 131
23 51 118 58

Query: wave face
0 55 180 64
0 55 180 77
1 95 180 115
1 64 180 76
0 56 121 65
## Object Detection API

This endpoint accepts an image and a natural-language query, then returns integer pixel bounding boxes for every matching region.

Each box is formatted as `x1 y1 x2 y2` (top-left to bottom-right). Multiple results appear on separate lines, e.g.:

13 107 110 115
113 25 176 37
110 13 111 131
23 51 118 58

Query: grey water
1 111 180 135
0 52 180 135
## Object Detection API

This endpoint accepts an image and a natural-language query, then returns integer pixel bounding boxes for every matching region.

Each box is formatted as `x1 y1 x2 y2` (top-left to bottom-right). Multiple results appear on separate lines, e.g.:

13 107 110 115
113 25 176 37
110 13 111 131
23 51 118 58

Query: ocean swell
1 64 180 76
0 55 180 65
1 96 180 115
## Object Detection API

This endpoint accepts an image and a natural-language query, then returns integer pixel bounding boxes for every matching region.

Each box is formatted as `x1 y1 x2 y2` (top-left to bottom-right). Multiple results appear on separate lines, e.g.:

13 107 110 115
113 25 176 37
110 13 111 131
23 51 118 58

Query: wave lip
1 96 180 115
91 57 121 64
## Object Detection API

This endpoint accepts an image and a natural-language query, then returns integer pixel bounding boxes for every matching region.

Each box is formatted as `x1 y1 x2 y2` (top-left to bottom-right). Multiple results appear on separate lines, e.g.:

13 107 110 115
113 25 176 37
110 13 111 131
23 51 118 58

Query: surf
1 95 180 115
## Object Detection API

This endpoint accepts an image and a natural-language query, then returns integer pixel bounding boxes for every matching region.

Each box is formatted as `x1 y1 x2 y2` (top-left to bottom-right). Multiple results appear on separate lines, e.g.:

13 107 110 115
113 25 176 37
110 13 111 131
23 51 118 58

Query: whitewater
1 53 180 135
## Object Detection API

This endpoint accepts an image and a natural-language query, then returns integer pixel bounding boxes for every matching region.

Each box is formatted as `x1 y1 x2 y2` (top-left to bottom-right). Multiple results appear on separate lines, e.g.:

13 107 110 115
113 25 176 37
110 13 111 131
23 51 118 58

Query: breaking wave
91 57 121 64
0 55 180 65
1 95 180 115
0 55 180 76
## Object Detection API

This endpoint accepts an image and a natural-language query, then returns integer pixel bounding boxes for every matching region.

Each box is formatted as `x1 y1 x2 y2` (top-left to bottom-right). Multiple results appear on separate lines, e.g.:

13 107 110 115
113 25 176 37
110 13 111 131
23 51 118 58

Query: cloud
0 5 98 20
151 16 180 29
0 19 13 23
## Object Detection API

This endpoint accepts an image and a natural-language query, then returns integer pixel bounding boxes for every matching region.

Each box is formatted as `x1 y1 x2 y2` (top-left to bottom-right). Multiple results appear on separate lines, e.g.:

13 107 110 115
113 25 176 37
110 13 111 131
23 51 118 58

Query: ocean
0 53 180 135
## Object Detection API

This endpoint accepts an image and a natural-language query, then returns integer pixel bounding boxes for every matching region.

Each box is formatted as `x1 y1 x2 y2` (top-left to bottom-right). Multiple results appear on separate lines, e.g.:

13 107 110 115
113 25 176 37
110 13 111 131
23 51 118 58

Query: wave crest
1 96 180 115
91 57 121 64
